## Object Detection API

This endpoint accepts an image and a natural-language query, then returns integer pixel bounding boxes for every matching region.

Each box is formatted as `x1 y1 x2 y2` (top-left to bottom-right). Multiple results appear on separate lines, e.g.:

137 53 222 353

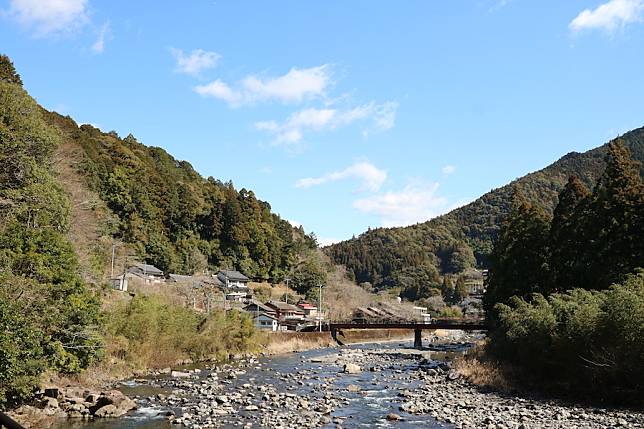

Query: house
217 270 250 289
251 312 279 331
128 263 165 284
110 274 128 292
168 274 193 283
297 302 318 317
244 300 277 316
461 268 486 295
265 300 305 321
412 306 432 323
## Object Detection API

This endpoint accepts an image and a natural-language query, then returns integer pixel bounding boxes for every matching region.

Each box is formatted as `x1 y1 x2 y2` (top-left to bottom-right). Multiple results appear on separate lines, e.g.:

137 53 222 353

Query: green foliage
398 263 441 301
490 272 644 403
0 78 101 408
106 295 261 367
291 256 327 295
327 129 644 291
0 55 22 86
484 193 551 312
42 117 316 279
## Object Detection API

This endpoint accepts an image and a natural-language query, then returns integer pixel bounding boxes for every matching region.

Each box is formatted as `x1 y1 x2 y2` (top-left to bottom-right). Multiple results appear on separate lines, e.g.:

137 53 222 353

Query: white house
253 313 279 331
217 270 250 288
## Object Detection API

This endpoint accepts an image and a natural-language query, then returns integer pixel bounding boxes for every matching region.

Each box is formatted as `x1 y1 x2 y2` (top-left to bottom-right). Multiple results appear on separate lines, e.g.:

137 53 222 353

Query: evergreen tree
549 176 591 291
440 276 455 304
0 54 22 87
484 192 551 316
454 275 469 303
582 140 644 289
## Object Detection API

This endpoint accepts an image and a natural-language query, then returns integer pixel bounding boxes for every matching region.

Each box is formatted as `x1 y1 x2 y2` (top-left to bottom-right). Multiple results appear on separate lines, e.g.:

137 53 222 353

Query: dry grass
52 140 114 285
263 332 335 355
454 345 513 393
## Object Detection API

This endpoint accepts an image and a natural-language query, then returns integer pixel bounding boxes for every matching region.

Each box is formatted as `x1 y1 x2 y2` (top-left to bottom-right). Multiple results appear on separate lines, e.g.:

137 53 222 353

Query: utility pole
318 283 323 332
111 243 116 278
285 278 290 304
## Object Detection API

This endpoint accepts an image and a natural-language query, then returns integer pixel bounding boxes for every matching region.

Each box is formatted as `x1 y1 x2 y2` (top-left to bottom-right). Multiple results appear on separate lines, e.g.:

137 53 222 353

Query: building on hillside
253 312 279 331
128 263 165 284
412 306 432 323
244 300 277 317
217 270 250 288
110 274 128 292
265 300 305 322
168 273 193 283
297 302 318 317
461 268 486 295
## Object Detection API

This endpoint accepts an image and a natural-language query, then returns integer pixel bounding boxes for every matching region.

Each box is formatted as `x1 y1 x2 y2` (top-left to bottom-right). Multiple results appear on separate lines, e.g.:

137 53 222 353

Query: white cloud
256 102 398 146
296 161 387 193
91 21 110 54
353 182 455 227
441 164 456 175
171 48 221 75
194 65 331 106
570 0 644 33
7 0 88 36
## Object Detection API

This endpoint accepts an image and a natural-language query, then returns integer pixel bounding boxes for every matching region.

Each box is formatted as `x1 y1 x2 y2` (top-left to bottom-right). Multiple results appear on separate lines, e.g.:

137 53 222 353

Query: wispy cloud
352 181 458 227
91 21 110 54
256 102 398 146
296 161 387 193
194 65 331 107
7 0 89 36
570 0 644 33
441 164 456 175
171 48 221 75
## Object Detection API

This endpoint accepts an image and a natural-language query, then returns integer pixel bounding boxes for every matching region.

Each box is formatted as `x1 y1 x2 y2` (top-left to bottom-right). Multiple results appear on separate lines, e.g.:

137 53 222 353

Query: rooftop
217 270 250 282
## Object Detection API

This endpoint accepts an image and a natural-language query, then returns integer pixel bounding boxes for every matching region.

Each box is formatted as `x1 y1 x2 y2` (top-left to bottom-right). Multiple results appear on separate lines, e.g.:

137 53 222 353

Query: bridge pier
414 328 422 349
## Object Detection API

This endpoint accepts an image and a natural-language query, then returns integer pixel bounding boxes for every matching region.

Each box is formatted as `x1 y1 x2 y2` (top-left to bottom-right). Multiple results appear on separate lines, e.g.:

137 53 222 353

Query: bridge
329 319 488 349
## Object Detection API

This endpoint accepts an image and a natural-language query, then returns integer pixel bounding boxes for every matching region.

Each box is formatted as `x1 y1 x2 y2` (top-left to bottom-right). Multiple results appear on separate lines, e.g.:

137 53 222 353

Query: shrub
489 271 644 403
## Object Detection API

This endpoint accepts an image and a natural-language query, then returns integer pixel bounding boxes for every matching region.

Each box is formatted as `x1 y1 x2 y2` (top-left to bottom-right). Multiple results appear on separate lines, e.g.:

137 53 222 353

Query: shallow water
51 339 470 429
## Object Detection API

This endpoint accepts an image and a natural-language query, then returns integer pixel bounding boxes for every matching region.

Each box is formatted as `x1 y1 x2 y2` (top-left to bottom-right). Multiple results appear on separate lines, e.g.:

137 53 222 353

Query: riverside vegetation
483 140 644 405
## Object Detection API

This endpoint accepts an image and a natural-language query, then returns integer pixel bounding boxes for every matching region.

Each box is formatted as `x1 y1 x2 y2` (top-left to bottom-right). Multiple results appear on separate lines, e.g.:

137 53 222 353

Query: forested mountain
42 112 316 281
327 128 644 290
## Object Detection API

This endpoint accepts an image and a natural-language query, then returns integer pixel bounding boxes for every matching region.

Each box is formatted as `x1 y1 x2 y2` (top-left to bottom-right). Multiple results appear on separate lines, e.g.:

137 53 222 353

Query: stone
171 370 191 378
343 363 361 374
347 385 360 392
387 413 402 421
94 404 118 418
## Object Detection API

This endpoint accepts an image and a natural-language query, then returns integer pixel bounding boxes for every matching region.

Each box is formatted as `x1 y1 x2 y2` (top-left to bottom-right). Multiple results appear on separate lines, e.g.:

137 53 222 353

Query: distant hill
326 127 644 290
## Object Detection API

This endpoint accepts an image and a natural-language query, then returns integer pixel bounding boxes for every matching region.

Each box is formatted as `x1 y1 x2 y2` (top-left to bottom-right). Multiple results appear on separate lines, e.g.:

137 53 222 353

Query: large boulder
343 363 361 374
90 390 136 418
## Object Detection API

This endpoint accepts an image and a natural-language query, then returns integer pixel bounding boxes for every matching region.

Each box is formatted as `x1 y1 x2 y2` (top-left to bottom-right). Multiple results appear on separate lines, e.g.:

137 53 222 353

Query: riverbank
16 331 644 428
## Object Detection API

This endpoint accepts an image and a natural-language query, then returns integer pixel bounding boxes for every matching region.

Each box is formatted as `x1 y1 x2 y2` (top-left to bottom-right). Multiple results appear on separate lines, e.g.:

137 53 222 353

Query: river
51 336 473 429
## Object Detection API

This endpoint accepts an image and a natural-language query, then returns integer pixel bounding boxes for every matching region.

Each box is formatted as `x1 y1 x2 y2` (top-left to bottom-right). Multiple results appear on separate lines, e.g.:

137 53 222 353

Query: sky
2 0 644 245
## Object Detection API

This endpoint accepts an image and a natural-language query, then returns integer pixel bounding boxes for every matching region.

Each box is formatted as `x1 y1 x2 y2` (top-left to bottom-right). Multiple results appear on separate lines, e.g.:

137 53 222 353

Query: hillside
327 128 644 290
41 112 316 283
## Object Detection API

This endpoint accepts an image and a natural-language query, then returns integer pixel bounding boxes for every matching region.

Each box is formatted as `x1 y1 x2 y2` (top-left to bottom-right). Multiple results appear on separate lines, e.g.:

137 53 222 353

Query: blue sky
2 0 644 244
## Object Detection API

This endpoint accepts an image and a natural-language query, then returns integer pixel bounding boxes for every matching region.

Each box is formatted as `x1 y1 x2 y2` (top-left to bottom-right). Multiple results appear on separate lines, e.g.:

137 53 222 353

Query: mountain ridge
326 127 644 289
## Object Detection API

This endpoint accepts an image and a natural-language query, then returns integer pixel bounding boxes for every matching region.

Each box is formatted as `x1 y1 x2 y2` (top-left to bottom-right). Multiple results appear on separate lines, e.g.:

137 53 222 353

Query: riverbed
50 332 644 429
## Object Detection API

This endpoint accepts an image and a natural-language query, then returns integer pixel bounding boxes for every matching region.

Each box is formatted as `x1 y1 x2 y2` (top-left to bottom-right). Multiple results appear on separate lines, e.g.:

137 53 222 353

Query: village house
297 302 318 317
128 263 165 284
252 312 279 331
461 268 486 295
265 300 305 322
243 300 277 317
217 270 250 288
